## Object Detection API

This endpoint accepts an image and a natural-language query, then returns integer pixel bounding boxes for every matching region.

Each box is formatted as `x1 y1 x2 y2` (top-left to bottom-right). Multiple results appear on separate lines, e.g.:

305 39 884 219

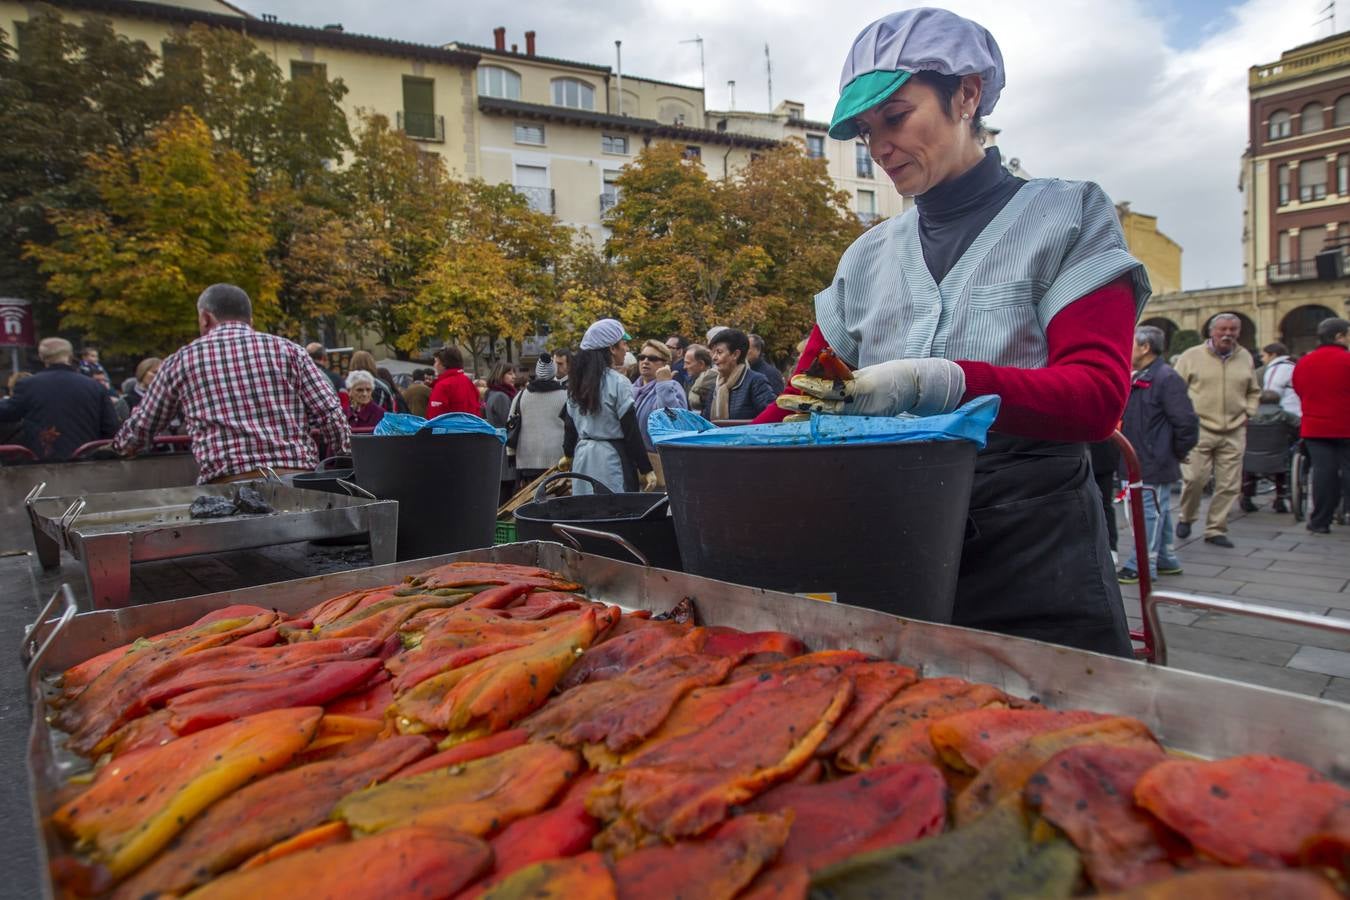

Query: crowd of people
0 285 787 501
1101 313 1350 586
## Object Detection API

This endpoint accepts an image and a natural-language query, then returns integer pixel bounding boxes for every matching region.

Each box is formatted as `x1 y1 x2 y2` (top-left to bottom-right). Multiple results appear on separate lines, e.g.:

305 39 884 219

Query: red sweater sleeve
956 276 1135 442
753 277 1135 440
750 325 831 424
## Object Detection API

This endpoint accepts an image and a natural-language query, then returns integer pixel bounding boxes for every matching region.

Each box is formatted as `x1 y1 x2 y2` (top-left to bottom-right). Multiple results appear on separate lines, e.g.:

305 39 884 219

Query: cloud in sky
251 0 1326 290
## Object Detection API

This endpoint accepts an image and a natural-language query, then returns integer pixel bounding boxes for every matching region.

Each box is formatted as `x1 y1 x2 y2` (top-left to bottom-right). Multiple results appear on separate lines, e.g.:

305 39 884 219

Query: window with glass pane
1300 159 1328 201
478 66 521 100
1300 228 1327 261
1337 96 1350 126
290 61 326 82
551 78 595 110
514 123 545 145
1267 110 1292 140
857 189 875 213
805 134 825 159
601 169 622 211
856 143 873 178
1277 164 1290 205
1339 156 1350 196
402 77 436 139
14 19 33 63
602 134 628 154
1301 102 1325 134
1277 230 1291 264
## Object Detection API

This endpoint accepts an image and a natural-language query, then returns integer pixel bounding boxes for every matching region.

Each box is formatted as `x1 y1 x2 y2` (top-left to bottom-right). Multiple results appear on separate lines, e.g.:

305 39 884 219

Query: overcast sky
246 0 1334 291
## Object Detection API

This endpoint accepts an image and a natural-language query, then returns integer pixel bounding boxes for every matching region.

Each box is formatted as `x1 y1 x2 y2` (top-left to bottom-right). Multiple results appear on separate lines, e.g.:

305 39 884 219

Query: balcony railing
600 187 620 213
1268 258 1322 282
514 185 555 215
397 110 444 143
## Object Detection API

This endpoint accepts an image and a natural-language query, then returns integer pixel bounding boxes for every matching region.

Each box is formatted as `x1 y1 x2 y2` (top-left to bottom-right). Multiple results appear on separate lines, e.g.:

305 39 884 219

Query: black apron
952 434 1133 657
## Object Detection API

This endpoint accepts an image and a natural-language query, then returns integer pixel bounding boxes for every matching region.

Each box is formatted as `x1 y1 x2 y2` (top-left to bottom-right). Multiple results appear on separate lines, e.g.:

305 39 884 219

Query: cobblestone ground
1115 492 1350 704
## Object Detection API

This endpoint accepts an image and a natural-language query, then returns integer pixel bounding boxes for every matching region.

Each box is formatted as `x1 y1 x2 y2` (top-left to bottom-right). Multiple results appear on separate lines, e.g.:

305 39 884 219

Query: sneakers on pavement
1157 564 1184 576
1204 535 1235 548
1307 524 1331 535
1116 567 1139 585
1273 499 1289 514
1239 497 1257 513
1176 522 1192 539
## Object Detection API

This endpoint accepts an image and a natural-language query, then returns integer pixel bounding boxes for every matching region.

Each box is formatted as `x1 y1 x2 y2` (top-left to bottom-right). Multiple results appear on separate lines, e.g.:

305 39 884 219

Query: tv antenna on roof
1315 0 1336 35
680 35 705 88
765 43 773 110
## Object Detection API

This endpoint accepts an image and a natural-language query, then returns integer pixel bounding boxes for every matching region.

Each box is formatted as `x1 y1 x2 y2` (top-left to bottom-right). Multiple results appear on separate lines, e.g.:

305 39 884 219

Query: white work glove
641 470 660 492
777 358 966 417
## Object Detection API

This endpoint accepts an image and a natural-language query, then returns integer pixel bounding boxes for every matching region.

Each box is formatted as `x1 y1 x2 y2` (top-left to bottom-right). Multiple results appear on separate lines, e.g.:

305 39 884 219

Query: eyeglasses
636 354 666 363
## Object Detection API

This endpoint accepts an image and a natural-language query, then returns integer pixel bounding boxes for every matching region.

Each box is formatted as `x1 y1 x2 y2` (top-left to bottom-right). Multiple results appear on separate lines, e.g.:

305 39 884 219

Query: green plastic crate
494 519 517 545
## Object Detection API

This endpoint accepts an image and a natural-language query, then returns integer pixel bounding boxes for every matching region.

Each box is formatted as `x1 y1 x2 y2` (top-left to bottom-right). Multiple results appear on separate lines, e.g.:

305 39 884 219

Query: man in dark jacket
706 329 778 420
747 333 785 395
0 337 119 460
1118 325 1200 584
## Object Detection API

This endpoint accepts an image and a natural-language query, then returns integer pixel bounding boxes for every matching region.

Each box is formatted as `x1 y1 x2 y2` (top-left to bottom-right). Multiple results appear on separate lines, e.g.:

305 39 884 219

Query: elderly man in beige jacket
1174 314 1262 547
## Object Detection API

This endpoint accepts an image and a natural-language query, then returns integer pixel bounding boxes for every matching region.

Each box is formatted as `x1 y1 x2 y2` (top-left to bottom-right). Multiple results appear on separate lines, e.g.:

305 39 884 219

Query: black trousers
1093 472 1119 552
1305 438 1350 529
953 436 1134 658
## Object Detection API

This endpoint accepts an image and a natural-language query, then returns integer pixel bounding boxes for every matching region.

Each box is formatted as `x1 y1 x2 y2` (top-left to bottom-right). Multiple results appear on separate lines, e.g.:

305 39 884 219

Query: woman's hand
777 358 966 417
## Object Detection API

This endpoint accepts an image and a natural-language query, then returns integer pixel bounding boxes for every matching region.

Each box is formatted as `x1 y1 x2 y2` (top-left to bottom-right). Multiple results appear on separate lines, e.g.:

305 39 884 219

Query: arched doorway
1203 311 1258 355
1279 305 1338 356
1139 317 1179 352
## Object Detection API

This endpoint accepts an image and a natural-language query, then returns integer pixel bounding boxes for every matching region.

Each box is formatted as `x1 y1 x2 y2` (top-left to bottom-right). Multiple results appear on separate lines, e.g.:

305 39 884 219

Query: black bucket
658 439 977 622
514 473 682 570
352 432 501 560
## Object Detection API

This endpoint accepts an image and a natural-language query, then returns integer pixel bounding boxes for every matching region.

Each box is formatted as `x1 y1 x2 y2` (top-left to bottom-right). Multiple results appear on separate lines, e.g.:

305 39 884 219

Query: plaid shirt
112 323 350 482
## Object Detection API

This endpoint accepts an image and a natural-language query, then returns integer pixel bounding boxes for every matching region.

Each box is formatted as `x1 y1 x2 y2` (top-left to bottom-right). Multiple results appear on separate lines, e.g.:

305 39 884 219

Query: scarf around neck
712 363 747 421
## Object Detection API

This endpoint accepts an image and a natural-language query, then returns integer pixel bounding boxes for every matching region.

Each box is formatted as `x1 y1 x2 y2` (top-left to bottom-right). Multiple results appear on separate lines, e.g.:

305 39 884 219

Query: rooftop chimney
493 26 506 51
525 30 536 56
511 43 518 53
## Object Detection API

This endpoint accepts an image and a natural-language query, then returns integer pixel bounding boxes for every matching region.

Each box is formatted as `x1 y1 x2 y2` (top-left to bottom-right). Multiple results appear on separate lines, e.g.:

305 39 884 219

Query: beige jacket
1174 343 1261 433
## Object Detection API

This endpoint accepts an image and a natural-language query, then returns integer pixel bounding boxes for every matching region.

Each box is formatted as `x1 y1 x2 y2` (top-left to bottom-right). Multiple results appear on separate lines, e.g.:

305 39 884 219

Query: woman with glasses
632 339 688 487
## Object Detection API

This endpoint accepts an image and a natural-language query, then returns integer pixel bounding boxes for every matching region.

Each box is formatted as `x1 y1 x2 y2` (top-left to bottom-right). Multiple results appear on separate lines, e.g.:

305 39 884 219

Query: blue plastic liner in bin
648 394 999 449
374 412 506 443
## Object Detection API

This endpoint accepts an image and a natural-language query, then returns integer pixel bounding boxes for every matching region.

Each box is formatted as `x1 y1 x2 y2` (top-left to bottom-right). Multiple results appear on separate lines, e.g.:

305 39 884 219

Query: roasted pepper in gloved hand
777 358 966 417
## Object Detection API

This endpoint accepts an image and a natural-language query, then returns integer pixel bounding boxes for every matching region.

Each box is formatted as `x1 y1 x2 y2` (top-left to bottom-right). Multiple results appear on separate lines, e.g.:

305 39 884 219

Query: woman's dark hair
568 348 612 415
1262 342 1289 357
487 360 513 390
709 328 750 366
435 346 463 369
912 70 981 134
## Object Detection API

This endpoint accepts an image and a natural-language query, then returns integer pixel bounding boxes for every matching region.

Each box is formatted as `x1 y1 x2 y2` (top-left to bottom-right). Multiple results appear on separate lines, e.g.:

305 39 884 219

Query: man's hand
777 358 966 417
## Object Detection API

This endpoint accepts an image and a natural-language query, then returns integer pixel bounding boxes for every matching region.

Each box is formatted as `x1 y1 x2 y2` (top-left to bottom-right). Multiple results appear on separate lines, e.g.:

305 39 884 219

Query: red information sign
0 298 34 348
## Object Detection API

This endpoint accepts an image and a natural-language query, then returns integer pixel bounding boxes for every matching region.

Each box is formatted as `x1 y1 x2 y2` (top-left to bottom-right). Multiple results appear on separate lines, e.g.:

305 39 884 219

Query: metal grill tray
21 541 1350 898
25 480 398 609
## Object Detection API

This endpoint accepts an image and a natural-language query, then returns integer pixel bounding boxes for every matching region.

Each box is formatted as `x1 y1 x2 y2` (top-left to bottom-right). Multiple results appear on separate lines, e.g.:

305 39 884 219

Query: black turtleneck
913 147 1025 285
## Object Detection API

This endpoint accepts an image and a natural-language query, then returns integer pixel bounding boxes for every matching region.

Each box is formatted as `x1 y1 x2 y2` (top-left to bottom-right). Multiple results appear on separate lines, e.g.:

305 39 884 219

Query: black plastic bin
352 432 501 560
514 473 682 570
658 439 977 622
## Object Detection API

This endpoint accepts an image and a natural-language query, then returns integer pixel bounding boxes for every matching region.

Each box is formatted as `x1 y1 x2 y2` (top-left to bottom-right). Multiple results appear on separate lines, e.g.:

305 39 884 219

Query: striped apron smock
816 178 1152 656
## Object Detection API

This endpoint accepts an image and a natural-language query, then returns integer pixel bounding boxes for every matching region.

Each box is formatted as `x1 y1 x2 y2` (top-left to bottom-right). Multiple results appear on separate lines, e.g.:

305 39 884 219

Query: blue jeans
1121 482 1180 577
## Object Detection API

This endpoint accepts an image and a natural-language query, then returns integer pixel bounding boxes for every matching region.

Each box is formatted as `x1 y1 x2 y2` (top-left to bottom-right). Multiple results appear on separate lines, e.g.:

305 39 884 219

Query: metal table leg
78 532 133 610
366 502 398 566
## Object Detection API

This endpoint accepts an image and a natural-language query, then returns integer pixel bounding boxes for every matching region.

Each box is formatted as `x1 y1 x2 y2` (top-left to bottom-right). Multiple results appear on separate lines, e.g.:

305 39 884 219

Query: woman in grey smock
559 319 656 496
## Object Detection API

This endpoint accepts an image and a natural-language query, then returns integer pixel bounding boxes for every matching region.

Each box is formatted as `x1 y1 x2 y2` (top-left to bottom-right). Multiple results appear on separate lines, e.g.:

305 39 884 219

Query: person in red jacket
760 8 1149 657
1292 317 1350 534
426 346 481 417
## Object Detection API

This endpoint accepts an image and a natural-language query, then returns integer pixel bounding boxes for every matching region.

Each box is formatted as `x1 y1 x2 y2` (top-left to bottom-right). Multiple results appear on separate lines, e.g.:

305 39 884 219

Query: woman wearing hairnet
764 8 1149 656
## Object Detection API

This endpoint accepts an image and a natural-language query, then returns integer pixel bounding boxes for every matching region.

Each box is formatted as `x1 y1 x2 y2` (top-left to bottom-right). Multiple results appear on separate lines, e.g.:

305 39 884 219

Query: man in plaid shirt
113 284 351 483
